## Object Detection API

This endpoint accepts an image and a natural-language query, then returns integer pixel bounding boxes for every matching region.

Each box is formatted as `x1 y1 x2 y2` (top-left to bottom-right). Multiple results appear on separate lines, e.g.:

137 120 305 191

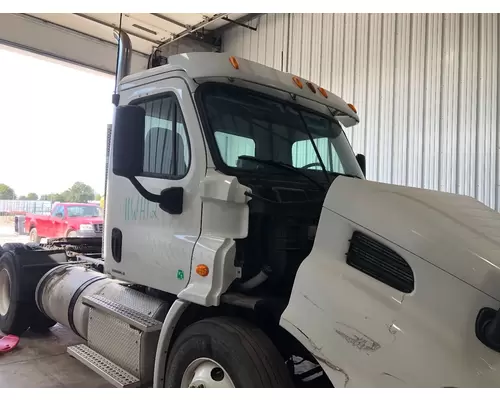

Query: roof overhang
0 13 252 75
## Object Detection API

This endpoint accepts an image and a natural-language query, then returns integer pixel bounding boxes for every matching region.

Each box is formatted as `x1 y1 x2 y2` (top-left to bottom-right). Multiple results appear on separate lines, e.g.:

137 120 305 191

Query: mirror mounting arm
129 177 183 215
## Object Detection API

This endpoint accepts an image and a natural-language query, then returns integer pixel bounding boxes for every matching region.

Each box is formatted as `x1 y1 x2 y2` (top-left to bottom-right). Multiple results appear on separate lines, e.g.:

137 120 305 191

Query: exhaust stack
113 29 132 85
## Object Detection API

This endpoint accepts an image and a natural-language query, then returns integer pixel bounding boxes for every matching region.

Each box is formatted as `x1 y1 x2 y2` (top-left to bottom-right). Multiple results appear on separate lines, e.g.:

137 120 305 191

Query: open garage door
0 13 251 76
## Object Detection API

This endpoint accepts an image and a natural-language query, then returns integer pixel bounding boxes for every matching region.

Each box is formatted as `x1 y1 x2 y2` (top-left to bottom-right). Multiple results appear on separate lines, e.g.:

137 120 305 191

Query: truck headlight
79 224 94 231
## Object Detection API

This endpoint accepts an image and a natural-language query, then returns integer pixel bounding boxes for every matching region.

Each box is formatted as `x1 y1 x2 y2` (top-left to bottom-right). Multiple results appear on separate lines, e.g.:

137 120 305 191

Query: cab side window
51 205 64 218
137 94 190 179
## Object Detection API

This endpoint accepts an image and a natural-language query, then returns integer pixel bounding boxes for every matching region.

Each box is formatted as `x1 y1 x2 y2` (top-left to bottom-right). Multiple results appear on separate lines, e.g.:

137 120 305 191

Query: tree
65 182 95 203
39 183 96 204
95 193 101 201
18 195 27 200
27 193 38 200
40 193 66 202
0 184 16 200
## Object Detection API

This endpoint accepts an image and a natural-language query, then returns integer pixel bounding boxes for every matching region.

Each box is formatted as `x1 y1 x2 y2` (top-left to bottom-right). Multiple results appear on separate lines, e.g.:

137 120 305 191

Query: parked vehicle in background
24 202 104 242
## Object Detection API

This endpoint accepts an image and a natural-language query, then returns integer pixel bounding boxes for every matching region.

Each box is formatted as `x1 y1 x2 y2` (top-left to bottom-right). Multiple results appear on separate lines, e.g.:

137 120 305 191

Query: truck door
49 204 65 237
104 77 206 296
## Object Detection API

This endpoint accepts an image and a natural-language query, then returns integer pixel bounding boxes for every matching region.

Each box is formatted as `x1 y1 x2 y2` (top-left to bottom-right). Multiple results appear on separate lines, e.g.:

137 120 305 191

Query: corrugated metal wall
223 14 500 210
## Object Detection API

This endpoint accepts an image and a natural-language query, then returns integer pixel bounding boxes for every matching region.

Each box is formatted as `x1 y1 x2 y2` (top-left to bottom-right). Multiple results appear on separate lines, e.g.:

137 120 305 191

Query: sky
0 44 115 198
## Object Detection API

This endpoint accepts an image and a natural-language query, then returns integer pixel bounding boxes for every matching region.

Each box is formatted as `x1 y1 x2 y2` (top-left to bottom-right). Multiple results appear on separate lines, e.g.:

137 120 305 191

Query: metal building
223 14 500 210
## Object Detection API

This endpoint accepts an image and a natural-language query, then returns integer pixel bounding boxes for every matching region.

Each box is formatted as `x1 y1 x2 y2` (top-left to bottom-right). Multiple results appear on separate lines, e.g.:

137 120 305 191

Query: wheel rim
181 358 235 388
0 268 11 317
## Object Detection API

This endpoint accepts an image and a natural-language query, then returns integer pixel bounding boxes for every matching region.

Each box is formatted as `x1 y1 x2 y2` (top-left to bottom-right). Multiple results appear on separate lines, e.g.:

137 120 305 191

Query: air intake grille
93 223 103 234
346 231 414 293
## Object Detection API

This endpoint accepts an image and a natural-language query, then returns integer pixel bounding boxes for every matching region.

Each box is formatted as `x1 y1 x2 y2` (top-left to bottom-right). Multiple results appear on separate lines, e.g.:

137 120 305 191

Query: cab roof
120 52 359 127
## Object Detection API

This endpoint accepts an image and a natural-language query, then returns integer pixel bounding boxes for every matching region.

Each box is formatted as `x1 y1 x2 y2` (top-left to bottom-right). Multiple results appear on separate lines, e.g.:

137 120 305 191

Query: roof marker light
306 82 316 94
347 103 357 113
318 87 328 98
229 56 239 69
292 76 303 89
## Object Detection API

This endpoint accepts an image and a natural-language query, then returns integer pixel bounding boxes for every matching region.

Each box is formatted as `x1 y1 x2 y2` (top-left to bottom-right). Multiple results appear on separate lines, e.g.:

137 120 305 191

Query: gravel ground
0 224 30 246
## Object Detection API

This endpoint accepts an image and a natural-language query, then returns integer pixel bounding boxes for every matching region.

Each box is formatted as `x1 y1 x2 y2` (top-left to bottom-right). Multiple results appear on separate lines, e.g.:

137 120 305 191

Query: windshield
200 84 363 179
67 205 101 218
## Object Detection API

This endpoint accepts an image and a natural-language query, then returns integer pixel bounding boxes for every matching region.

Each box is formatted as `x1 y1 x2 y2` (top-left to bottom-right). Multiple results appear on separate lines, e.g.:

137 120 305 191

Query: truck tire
0 247 64 335
30 312 57 333
164 317 293 388
0 252 33 335
3 243 29 252
29 227 41 244
25 242 43 251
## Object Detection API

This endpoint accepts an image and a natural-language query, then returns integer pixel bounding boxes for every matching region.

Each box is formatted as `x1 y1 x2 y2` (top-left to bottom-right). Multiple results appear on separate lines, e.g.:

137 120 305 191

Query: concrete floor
0 324 111 388
0 223 110 388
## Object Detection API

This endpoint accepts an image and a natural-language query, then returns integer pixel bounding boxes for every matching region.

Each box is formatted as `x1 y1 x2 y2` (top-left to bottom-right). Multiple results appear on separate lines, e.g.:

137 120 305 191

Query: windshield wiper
238 155 327 192
296 111 331 186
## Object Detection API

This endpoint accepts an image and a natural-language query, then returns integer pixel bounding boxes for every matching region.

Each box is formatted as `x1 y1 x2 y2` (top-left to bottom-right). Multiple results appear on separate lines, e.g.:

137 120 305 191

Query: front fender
279 209 403 387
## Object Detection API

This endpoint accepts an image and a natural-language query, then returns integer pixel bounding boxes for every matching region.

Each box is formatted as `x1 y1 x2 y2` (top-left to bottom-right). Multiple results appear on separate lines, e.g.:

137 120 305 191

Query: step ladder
67 294 163 388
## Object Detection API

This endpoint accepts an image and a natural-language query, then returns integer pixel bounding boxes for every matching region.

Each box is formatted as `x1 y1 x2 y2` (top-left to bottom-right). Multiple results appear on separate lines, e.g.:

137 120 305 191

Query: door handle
111 228 123 263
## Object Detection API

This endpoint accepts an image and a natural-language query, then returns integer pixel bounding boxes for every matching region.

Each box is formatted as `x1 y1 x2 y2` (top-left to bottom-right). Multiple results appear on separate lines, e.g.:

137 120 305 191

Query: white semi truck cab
2 32 500 388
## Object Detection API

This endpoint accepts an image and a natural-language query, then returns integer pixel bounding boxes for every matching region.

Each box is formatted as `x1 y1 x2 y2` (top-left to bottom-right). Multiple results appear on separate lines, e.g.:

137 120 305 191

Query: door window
51 205 64 218
136 94 190 179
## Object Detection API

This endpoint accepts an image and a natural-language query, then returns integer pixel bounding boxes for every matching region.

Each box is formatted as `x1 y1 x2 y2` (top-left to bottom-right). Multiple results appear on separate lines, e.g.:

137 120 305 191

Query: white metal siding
223 14 500 210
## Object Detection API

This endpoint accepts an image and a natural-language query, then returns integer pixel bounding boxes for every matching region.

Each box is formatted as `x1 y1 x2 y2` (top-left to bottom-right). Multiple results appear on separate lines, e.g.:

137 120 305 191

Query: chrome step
67 344 140 388
82 294 162 332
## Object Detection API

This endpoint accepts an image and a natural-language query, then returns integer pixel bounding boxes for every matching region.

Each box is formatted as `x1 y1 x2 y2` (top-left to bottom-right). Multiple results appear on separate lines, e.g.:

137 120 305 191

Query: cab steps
67 344 140 388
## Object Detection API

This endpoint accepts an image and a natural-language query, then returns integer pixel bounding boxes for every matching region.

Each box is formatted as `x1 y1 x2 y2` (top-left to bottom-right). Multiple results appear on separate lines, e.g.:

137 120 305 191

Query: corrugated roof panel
364 14 383 181
342 14 357 108
351 13 369 155
310 14 323 85
422 13 443 191
330 14 345 97
340 14 355 144
378 14 396 184
439 13 460 195
477 13 498 207
392 14 411 186
318 14 333 91
457 14 479 198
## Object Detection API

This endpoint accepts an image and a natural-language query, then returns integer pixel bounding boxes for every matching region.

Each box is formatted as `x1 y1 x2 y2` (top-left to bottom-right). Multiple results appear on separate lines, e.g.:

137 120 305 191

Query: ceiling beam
156 13 229 49
21 14 149 57
150 13 189 30
214 14 264 34
221 16 257 31
73 13 161 45
0 13 148 75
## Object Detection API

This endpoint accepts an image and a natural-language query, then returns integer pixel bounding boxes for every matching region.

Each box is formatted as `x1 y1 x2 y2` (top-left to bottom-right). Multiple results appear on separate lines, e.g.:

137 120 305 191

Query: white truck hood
324 177 500 301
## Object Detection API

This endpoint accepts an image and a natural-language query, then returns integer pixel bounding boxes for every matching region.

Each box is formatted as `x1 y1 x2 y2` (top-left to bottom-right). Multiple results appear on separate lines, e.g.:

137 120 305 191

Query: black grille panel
346 231 414 293
93 223 103 234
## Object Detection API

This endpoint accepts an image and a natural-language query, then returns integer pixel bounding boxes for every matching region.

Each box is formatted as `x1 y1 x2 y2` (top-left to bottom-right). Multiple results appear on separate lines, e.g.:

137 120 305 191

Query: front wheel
29 228 40 244
165 317 293 388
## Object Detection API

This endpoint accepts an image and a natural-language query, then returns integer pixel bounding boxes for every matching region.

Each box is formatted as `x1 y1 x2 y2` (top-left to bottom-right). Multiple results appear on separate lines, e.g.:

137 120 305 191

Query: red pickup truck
25 202 104 243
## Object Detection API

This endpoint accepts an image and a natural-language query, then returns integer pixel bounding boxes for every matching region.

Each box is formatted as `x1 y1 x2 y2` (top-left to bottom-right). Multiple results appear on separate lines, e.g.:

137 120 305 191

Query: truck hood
324 177 500 301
